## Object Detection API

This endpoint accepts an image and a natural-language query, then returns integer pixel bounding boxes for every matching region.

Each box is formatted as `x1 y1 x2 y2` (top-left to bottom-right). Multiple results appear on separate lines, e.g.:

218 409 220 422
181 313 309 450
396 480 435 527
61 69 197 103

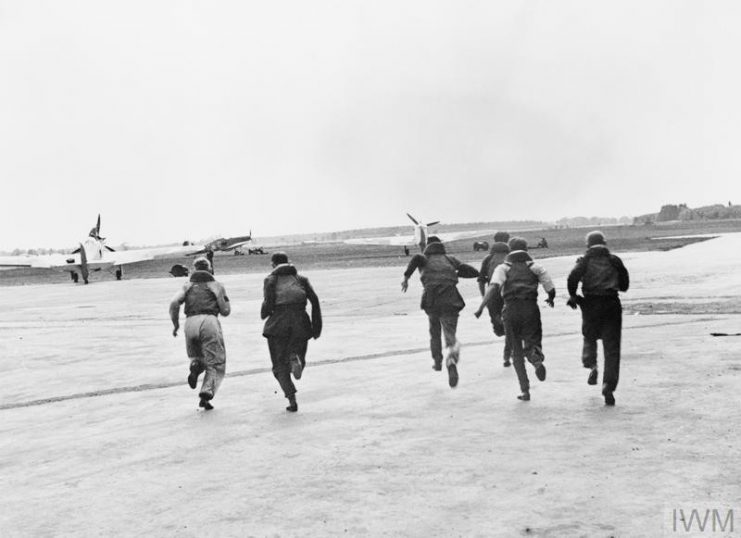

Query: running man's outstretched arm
447 256 480 279
474 263 508 318
474 283 502 318
530 263 556 307
169 287 187 336
401 253 426 292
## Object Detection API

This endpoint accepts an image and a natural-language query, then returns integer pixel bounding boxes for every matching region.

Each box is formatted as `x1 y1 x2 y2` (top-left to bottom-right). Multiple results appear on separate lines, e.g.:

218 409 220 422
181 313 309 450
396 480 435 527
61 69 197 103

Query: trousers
503 299 544 393
580 295 622 392
267 335 309 398
426 310 459 366
184 314 226 399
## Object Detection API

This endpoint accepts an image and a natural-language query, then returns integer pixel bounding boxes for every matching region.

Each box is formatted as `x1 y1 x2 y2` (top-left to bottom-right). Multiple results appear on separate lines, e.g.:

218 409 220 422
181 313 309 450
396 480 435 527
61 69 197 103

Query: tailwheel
71 272 79 283
115 268 123 280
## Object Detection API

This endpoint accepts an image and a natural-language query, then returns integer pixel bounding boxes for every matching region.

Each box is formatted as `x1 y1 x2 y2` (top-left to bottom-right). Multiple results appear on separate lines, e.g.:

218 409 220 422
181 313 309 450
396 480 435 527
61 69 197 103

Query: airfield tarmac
1 236 740 537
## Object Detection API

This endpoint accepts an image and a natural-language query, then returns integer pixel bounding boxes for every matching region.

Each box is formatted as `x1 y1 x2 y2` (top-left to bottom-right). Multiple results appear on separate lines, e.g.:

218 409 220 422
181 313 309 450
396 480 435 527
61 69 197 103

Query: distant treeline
634 203 741 224
257 220 547 244
4 247 67 256
555 216 633 227
0 243 157 256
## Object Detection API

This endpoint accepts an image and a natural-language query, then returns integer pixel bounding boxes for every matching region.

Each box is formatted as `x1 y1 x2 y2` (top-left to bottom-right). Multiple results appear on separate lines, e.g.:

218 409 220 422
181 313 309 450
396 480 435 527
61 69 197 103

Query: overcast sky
1 1 739 250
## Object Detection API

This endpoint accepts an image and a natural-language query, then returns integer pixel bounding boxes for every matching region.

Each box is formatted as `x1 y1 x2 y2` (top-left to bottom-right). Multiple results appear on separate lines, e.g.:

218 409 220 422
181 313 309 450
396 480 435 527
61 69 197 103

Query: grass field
2 219 740 286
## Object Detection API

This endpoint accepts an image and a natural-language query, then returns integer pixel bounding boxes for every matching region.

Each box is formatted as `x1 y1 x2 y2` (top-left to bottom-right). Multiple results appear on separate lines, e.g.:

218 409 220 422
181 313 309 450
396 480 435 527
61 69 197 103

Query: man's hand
401 277 409 293
545 289 556 308
172 324 179 337
566 295 584 310
473 307 483 319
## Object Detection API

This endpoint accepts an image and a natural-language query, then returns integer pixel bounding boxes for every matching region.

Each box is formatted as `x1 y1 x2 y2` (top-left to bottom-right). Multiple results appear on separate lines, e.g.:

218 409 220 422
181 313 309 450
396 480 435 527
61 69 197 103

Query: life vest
502 260 539 301
581 249 620 296
420 254 458 287
184 270 220 316
274 274 307 306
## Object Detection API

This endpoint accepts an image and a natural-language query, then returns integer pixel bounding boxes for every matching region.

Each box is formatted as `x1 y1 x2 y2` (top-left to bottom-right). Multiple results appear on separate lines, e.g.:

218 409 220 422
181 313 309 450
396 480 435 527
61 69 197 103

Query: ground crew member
477 231 512 366
261 252 322 413
566 231 629 406
401 237 479 388
475 237 555 401
169 257 231 410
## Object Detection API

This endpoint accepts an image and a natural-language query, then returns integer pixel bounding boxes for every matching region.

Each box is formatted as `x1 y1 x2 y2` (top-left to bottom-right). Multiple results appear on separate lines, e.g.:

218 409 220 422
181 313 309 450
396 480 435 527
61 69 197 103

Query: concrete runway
1 236 740 537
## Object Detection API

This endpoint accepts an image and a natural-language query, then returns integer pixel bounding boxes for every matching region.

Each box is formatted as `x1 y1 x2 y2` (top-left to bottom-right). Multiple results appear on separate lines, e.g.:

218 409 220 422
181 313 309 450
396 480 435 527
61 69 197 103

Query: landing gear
115 268 123 281
70 272 79 283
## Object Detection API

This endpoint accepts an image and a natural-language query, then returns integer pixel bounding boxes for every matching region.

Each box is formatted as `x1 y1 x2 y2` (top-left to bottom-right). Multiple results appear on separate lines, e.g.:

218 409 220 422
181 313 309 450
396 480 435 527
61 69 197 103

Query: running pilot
566 231 629 406
475 237 555 401
261 252 322 412
169 257 231 410
402 237 479 388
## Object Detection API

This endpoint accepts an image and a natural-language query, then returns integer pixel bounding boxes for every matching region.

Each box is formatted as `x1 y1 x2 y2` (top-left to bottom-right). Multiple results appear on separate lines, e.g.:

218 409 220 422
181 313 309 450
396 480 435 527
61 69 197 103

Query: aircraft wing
103 244 206 265
432 230 496 243
0 244 204 271
343 230 495 247
220 240 253 251
344 235 415 246
0 253 128 271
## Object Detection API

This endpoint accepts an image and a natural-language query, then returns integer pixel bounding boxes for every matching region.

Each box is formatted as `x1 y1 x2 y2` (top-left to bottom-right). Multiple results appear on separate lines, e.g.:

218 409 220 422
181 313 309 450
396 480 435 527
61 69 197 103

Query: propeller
78 242 89 284
407 213 439 227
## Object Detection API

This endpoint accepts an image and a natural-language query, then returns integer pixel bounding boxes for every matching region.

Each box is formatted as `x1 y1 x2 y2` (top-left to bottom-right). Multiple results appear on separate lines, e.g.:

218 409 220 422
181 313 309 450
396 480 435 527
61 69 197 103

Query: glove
545 289 556 308
566 295 582 310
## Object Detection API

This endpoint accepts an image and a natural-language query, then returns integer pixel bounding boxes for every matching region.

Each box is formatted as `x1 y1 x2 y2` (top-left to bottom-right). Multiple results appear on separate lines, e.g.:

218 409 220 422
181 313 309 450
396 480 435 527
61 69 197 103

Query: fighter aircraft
344 213 494 252
0 215 205 284
194 232 253 254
